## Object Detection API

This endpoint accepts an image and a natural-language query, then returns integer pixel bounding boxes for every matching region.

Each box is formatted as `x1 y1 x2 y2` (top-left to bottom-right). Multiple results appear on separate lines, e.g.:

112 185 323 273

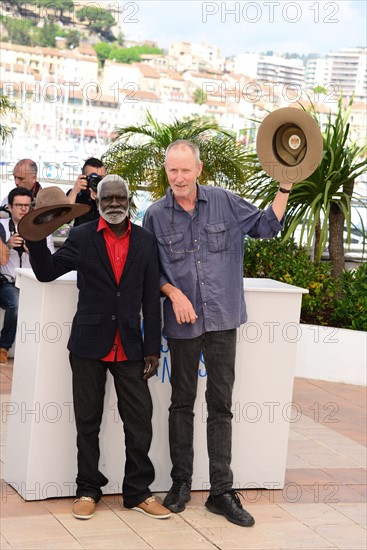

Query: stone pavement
1 360 366 550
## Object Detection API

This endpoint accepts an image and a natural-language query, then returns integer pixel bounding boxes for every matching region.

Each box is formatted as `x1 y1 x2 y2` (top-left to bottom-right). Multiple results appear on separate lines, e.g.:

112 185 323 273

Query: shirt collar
164 184 208 208
97 216 131 236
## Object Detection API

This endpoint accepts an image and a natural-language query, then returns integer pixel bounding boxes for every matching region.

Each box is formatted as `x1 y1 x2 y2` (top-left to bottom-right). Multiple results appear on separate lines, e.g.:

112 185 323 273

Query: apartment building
1 40 365 170
231 53 305 88
169 41 224 73
306 48 367 101
327 48 367 101
0 42 98 86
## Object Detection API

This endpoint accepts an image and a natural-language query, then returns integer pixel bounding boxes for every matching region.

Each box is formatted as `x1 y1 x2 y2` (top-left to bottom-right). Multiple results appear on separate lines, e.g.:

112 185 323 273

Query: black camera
86 172 103 193
14 241 25 256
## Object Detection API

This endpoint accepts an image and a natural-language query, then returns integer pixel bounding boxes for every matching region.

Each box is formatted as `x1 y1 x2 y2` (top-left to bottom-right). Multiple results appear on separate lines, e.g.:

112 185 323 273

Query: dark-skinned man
25 175 171 521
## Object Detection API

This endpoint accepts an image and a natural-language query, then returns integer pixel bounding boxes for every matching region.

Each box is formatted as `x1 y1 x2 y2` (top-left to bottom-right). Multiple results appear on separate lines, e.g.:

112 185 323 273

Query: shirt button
117 291 121 297
112 315 116 320
204 303 207 306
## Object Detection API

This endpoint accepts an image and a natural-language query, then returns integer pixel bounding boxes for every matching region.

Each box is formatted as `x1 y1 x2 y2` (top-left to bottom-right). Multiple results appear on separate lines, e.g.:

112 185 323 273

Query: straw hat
256 107 323 184
18 186 91 241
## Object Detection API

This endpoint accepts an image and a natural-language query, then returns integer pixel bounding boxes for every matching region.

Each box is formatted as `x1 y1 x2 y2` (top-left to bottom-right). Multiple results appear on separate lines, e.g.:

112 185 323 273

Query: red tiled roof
136 63 160 79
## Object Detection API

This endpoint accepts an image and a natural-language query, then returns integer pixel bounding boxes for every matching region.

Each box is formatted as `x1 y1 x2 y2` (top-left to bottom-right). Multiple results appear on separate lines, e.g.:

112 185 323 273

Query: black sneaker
163 480 191 513
205 490 255 527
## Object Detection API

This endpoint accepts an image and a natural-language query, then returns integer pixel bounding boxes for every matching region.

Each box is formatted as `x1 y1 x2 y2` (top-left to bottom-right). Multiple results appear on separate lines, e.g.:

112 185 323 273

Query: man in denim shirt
143 140 292 527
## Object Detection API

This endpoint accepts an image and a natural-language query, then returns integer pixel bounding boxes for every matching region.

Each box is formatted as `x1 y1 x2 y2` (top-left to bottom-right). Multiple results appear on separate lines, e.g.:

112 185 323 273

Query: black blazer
27 220 161 361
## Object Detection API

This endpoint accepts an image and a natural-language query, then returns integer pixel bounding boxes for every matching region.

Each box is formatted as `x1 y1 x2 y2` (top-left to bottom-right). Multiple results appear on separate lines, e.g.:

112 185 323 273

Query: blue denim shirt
143 185 283 339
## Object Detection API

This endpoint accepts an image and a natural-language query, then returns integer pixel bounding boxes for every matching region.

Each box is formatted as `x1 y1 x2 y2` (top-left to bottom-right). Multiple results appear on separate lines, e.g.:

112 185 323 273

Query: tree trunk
328 180 355 278
328 204 345 278
313 217 321 261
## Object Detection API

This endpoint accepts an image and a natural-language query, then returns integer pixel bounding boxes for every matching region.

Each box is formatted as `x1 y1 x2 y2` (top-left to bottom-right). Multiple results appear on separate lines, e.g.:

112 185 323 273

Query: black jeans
167 329 237 495
70 354 154 508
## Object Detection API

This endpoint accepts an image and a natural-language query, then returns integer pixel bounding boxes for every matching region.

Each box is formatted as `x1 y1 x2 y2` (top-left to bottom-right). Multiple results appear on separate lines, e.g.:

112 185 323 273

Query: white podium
3 270 307 500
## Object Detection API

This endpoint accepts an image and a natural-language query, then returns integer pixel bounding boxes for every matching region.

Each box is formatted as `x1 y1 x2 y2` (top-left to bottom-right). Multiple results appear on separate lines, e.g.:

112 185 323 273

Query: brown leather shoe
0 348 8 364
72 496 96 519
132 496 172 519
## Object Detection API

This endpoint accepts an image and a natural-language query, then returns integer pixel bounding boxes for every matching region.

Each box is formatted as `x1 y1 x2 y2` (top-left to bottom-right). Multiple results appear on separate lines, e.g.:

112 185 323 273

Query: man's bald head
13 159 38 191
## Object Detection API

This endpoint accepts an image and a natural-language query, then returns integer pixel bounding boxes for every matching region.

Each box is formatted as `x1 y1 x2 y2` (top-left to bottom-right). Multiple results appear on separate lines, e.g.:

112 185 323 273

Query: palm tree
102 111 258 201
0 95 19 144
239 98 367 278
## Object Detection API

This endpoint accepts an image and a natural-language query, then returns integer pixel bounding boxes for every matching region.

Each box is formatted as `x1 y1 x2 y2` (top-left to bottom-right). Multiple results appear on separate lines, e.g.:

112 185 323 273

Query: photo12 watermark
202 1 340 24
1 1 140 25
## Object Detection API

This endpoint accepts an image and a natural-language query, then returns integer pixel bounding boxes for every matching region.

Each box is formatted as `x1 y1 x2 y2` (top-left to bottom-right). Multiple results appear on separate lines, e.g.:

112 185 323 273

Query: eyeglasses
169 240 200 254
12 203 31 210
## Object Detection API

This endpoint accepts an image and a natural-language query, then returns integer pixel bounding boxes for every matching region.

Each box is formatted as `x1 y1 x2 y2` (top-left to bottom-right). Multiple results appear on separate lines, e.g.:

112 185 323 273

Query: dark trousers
0 282 19 350
70 354 154 508
167 329 237 495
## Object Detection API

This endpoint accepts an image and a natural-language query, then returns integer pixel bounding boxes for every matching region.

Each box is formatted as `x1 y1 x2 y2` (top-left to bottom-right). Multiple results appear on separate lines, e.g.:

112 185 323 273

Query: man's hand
171 289 198 324
161 284 198 324
68 175 89 204
7 233 25 250
143 355 159 380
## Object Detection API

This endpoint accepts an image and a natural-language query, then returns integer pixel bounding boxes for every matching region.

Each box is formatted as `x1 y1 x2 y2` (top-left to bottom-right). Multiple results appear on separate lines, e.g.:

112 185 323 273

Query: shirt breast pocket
205 221 229 253
157 232 185 261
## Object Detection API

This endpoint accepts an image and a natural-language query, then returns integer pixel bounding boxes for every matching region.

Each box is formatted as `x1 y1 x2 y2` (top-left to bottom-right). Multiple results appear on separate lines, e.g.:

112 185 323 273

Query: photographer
0 188 55 364
67 157 106 226
1 158 41 215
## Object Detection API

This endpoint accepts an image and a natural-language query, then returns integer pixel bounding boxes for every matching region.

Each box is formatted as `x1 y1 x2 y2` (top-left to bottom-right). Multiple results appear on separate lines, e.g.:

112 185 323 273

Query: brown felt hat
18 186 91 241
256 107 323 184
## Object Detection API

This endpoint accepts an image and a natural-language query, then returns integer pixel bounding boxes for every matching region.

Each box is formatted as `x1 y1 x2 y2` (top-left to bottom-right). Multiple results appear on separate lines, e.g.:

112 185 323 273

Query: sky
120 0 366 57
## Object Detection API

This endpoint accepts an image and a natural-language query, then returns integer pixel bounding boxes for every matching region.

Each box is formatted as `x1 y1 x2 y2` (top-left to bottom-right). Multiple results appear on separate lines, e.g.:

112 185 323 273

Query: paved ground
1 360 366 549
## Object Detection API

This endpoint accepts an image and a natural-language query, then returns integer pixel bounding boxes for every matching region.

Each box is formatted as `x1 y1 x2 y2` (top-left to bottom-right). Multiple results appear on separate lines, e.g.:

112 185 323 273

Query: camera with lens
85 172 103 193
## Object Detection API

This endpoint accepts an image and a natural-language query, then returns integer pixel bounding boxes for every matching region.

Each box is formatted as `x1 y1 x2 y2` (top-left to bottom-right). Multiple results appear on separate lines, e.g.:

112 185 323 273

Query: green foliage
65 29 81 49
93 43 112 66
193 88 207 105
0 95 20 144
116 31 125 46
35 0 74 18
76 6 115 36
332 263 367 331
243 238 342 326
0 13 81 48
94 43 163 66
238 97 367 277
0 15 36 45
32 21 58 47
103 112 255 202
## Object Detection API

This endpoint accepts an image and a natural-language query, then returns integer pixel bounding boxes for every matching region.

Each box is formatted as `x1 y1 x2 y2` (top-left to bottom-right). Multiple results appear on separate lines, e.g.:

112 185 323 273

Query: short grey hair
165 140 201 165
97 174 129 198
15 158 38 175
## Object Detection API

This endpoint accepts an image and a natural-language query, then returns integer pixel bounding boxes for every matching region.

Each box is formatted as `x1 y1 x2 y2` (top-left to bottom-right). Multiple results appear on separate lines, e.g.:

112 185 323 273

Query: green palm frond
102 111 253 201
0 95 20 144
237 96 367 269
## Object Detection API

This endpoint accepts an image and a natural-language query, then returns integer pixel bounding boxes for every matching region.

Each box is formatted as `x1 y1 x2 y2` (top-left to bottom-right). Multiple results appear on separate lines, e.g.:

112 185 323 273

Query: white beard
99 206 127 225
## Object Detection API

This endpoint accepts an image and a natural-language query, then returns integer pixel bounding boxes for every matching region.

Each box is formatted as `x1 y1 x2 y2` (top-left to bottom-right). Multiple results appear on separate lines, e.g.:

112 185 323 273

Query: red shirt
97 216 131 362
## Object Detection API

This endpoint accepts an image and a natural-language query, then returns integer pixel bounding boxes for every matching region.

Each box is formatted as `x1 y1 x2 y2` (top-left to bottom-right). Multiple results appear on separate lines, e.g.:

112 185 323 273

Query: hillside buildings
0 40 366 176
306 48 367 101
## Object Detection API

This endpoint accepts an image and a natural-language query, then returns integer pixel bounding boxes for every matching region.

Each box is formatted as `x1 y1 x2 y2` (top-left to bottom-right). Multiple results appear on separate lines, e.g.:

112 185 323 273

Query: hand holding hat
18 186 91 241
256 107 323 186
